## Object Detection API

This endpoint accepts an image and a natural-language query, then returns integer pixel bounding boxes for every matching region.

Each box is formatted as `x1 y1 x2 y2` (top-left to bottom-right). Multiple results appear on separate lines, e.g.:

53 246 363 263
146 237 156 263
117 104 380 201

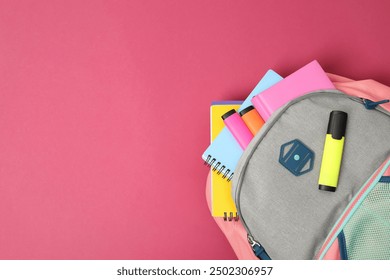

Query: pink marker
222 109 253 150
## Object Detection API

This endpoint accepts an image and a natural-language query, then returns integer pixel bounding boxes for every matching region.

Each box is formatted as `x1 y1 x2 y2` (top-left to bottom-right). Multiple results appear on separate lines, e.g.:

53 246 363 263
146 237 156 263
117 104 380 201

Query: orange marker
239 106 264 135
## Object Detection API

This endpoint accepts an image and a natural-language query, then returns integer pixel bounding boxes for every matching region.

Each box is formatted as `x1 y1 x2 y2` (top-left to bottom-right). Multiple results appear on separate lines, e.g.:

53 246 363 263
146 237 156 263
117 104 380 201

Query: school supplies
202 70 283 181
209 102 241 220
318 111 348 192
252 60 335 121
239 106 264 135
210 101 242 141
222 109 253 150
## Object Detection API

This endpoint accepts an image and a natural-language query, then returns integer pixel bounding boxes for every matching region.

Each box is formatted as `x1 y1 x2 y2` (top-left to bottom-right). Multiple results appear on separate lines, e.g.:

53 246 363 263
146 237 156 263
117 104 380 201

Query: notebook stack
203 60 335 220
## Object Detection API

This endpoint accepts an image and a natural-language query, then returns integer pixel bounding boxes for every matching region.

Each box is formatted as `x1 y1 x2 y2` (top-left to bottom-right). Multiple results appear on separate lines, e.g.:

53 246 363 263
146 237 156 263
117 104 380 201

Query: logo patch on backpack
279 139 314 176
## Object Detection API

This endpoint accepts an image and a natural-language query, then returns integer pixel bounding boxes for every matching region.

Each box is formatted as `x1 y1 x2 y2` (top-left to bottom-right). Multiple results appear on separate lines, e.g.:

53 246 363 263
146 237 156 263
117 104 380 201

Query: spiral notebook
210 101 241 220
252 60 335 121
202 70 283 181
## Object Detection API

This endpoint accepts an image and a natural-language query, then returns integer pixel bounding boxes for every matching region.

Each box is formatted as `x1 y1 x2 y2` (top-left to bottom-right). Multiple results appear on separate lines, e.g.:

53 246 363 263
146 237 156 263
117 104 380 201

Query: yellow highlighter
318 111 348 192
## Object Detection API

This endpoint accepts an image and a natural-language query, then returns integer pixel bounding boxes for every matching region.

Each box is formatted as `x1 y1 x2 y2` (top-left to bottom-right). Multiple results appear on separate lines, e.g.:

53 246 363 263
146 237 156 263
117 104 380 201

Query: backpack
206 74 390 260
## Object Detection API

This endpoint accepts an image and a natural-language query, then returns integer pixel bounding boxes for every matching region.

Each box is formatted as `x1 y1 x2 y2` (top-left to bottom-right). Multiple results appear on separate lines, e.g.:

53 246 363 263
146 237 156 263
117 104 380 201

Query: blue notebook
202 70 283 181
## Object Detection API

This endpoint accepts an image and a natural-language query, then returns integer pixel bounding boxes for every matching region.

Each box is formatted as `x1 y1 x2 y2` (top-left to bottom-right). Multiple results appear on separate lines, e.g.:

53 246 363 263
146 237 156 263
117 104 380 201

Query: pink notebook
252 60 335 121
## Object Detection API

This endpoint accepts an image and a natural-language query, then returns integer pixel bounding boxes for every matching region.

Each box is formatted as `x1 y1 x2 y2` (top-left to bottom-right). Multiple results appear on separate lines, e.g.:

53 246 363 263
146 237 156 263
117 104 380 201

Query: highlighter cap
221 109 237 120
327 111 348 140
239 105 255 116
319 184 337 192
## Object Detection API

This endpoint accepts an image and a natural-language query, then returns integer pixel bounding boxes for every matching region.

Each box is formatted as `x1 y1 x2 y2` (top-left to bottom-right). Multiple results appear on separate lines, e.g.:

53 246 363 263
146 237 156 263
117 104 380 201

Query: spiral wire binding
224 212 239 222
205 155 238 222
204 154 234 181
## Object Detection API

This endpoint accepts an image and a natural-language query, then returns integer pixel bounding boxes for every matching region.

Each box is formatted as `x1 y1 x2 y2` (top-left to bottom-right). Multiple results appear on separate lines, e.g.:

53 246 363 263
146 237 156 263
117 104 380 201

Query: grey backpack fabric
232 90 390 259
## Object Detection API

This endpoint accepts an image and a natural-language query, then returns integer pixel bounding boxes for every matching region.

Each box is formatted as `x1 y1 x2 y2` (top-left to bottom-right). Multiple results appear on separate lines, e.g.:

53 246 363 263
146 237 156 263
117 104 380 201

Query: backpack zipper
247 234 271 260
362 98 390 110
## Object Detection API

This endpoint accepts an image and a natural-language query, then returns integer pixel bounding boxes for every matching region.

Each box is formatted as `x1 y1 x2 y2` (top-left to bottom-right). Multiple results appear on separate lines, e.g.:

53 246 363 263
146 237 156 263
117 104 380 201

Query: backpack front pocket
317 157 390 259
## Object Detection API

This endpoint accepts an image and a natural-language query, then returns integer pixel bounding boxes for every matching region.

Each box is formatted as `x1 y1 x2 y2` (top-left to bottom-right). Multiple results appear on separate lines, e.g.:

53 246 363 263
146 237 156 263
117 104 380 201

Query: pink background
0 0 390 259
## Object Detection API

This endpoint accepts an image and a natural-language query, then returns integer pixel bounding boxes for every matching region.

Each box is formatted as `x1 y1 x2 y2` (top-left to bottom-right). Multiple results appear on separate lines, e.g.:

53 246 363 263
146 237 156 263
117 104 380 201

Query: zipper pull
247 235 271 260
362 99 389 110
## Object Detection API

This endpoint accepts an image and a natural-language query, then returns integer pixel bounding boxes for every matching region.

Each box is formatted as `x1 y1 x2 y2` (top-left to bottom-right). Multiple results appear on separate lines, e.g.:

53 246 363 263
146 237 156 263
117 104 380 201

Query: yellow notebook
210 101 241 220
